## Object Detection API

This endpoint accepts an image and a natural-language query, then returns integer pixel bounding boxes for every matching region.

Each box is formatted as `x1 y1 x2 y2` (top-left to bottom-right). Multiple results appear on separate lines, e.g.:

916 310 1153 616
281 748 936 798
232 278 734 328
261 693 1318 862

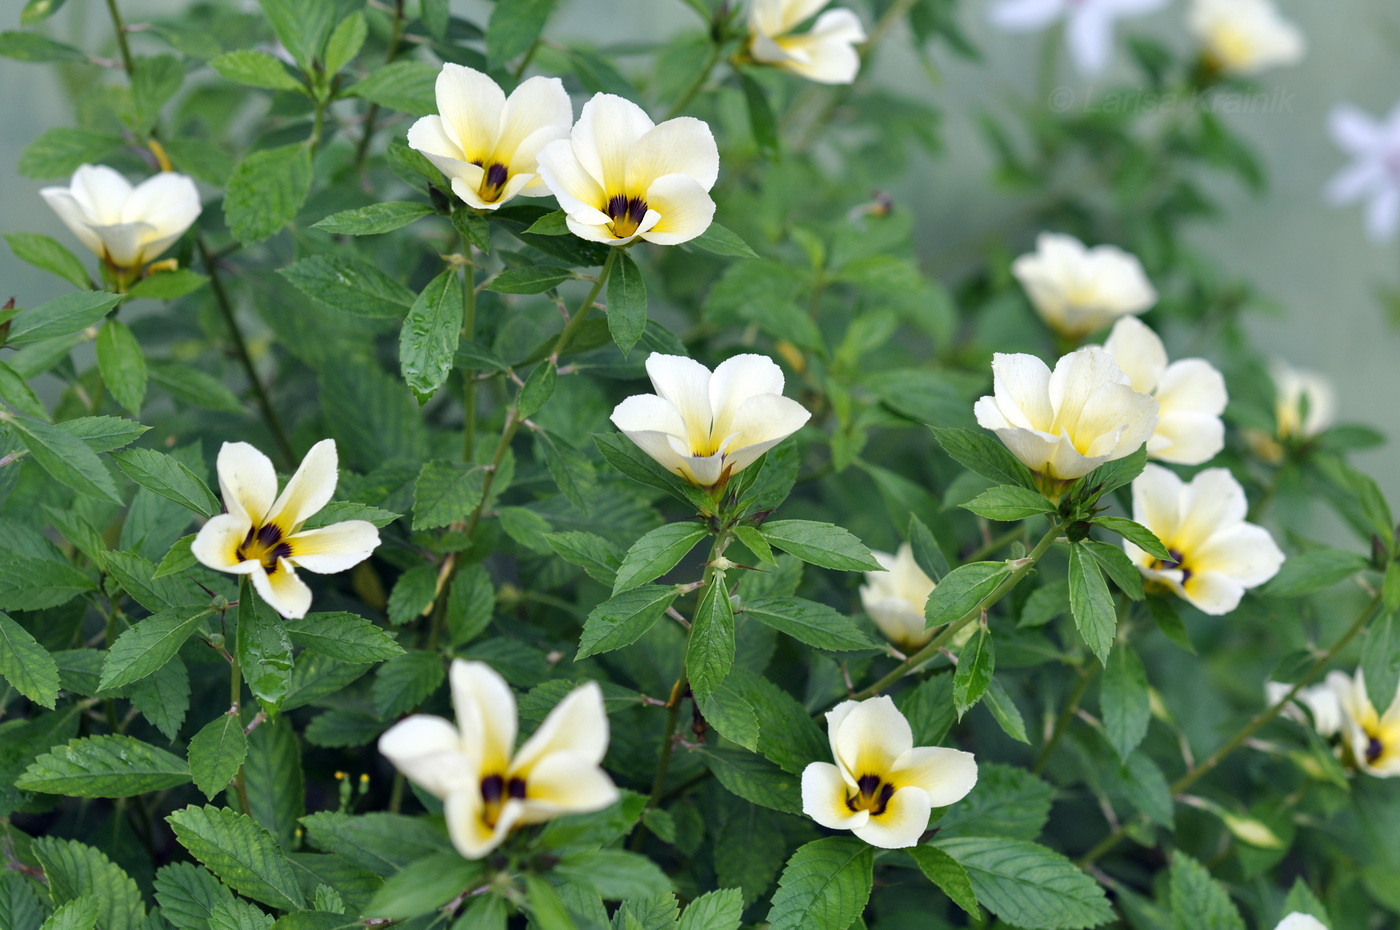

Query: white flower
610 353 811 489
974 347 1159 482
1275 915 1328 930
1188 0 1305 76
1328 669 1400 778
1326 103 1400 243
748 0 867 85
861 544 936 651
1265 680 1343 738
802 695 977 849
1270 360 1336 441
1102 317 1227 466
536 93 719 247
191 440 380 620
378 660 618 858
40 164 201 270
988 0 1170 77
407 64 572 211
1125 464 1284 616
1011 233 1158 339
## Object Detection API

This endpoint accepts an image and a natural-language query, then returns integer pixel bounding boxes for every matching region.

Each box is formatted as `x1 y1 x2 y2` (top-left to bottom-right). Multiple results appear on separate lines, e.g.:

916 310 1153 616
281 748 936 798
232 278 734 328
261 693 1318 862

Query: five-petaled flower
1326 102 1400 243
536 93 719 247
192 439 380 620
1328 669 1400 778
407 64 572 211
988 0 1170 77
610 352 811 490
1188 0 1305 77
974 347 1159 485
802 695 977 848
378 660 619 859
1124 464 1284 616
41 164 201 275
1102 317 1228 466
748 0 867 85
861 543 936 652
1011 233 1158 340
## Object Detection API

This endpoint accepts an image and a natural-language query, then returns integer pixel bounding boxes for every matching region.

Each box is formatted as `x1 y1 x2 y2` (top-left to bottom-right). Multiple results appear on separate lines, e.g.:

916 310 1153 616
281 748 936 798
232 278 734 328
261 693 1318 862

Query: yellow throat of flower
845 773 896 816
471 160 511 204
479 772 527 829
606 193 648 240
236 523 293 573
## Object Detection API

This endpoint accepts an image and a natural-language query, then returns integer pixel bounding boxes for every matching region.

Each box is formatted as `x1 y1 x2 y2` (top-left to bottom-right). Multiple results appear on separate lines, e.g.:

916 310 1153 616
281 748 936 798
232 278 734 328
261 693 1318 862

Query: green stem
862 0 919 50
849 519 1069 701
352 0 405 176
197 236 295 467
550 249 619 364
104 0 135 75
1033 662 1098 774
230 581 253 815
1079 592 1383 866
966 525 1027 563
461 244 478 462
664 41 722 120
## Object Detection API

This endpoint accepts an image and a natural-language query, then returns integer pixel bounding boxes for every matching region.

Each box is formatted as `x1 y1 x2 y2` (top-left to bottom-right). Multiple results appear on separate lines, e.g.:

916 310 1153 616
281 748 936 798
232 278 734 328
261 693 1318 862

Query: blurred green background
4 0 1397 500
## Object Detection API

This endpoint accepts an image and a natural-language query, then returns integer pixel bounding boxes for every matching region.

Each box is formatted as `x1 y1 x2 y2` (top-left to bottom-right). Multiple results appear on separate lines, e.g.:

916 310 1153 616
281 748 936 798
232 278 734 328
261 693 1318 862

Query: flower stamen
606 193 649 239
235 523 294 573
469 159 511 203
845 773 896 816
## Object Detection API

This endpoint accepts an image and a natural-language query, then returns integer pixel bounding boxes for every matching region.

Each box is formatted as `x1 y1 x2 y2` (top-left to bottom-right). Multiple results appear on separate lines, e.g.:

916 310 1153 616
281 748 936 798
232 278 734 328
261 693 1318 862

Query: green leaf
1082 539 1144 601
555 850 671 900
18 128 123 179
167 805 307 911
7 291 120 345
687 575 735 703
1281 880 1331 928
1363 611 1400 714
1101 645 1150 761
486 265 577 294
412 459 485 530
759 520 882 572
126 268 209 301
522 210 571 236
1169 853 1245 930
519 361 557 419
365 853 485 919
0 555 95 611
299 812 452 876
238 590 294 718
983 677 1029 744
1263 548 1369 597
387 564 436 627
1095 516 1171 561
149 362 244 414
399 269 465 399
112 448 219 516
963 485 1055 521
4 232 89 288
0 872 46 930
678 888 744 930
313 202 433 236
738 70 779 157
695 680 760 751
742 596 880 652
446 564 495 647
936 837 1113 930
699 747 802 813
324 10 367 74
608 250 648 356
924 561 1010 626
936 763 1054 841
303 501 402 530
371 649 444 718
524 876 574 930
765 837 873 930
188 713 248 800
21 0 70 25
10 416 123 503
0 30 87 62
486 0 556 68
614 523 707 594
546 531 623 585
732 524 776 565
953 627 994 718
0 610 60 708
907 845 979 917
209 50 304 92
154 862 237 930
1079 445 1149 500
33 838 145 930
39 898 99 930
98 605 209 692
17 734 189 797
224 144 313 243
576 584 680 659
1068 545 1116 664
688 223 759 259
594 431 715 513
897 675 955 748
258 0 333 72
279 254 415 319
932 427 1036 490
0 359 48 418
347 60 438 115
284 612 404 664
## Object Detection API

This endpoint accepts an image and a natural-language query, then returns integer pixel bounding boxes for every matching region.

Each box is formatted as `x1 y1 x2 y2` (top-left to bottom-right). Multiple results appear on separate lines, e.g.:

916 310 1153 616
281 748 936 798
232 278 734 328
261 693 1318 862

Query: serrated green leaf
0 610 60 708
347 60 438 115
742 595 879 652
167 805 307 911
446 563 494 647
98 605 209 691
1101 645 1150 761
112 448 219 516
0 30 87 62
607 251 647 355
614 522 707 594
739 70 779 156
324 10 367 73
545 531 623 585
1263 548 1368 597
935 837 1113 930
688 223 759 259
372 649 444 717
1082 538 1144 601
18 128 123 179
1169 853 1245 930
238 588 294 717
765 837 873 930
413 459 485 530
224 144 313 243
1069 545 1116 664
279 254 416 318
258 0 332 71
400 269 464 398
932 427 1036 490
760 520 882 572
7 291 120 345
1095 516 1171 561
937 763 1053 840
953 627 994 717
576 585 680 659
963 485 1055 521
0 359 48 419
4 232 89 288
387 564 436 626
983 677 1029 744
365 852 485 919
594 431 715 512
695 679 760 751
555 850 671 901
907 845 979 917
314 201 433 235
33 838 145 930
56 415 149 452
300 812 452 876
283 612 403 663
486 265 577 294
188 713 248 800
11 416 122 503
18 734 189 797
699 746 802 814
154 862 237 930
0 555 95 611
40 897 99 930
519 361 557 419
148 362 245 413
925 561 1010 626
486 0 556 68
210 49 304 92
1362 611 1400 714
126 268 209 301
687 575 735 702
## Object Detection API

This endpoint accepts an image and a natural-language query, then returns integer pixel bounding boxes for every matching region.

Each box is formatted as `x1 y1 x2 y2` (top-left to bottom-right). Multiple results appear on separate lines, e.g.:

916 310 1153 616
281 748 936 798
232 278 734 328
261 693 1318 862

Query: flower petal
89 221 159 268
251 560 313 619
443 785 518 859
1181 570 1246 616
450 659 517 775
832 696 912 785
571 93 656 192
266 438 339 533
1150 411 1224 466
407 114 467 163
1174 467 1247 554
887 746 978 808
989 353 1054 431
717 393 811 475
217 441 279 525
989 0 1064 32
628 118 720 193
638 173 716 246
191 512 254 572
497 75 573 167
1366 184 1400 243
802 761 869 831
515 751 619 823
377 714 472 798
1331 104 1383 154
69 164 134 225
1103 317 1167 395
435 64 505 161
1190 522 1284 589
513 681 610 774
123 171 201 260
1131 463 1186 547
709 354 786 424
1066 5 1114 76
769 9 866 84
852 785 931 848
287 521 380 574
39 188 105 258
646 354 715 449
535 139 611 225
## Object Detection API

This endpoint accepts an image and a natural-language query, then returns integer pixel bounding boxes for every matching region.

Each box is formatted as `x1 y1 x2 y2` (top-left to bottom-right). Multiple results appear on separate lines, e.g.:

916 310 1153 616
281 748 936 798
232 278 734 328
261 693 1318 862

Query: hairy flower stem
229 580 253 815
849 519 1070 702
1079 592 1383 867
461 241 478 462
197 236 296 467
104 0 135 75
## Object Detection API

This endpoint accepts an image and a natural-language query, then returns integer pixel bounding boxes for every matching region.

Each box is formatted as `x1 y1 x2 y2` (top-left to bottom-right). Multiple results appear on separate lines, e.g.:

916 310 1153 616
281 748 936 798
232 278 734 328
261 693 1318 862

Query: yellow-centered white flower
1102 317 1227 466
40 164 201 270
611 352 811 489
191 439 379 620
1012 233 1157 339
407 64 572 211
748 0 867 85
1271 360 1336 441
378 660 618 858
536 93 719 246
1275 915 1328 930
802 695 977 849
974 347 1159 482
989 0 1170 77
1265 680 1343 738
1188 0 1305 76
1125 464 1283 616
1328 669 1400 778
861 544 936 651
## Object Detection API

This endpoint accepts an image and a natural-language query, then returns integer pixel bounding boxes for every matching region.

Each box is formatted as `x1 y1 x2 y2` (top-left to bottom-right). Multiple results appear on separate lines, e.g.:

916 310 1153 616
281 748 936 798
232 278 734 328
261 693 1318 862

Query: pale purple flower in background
1326 103 1400 243
988 0 1171 77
